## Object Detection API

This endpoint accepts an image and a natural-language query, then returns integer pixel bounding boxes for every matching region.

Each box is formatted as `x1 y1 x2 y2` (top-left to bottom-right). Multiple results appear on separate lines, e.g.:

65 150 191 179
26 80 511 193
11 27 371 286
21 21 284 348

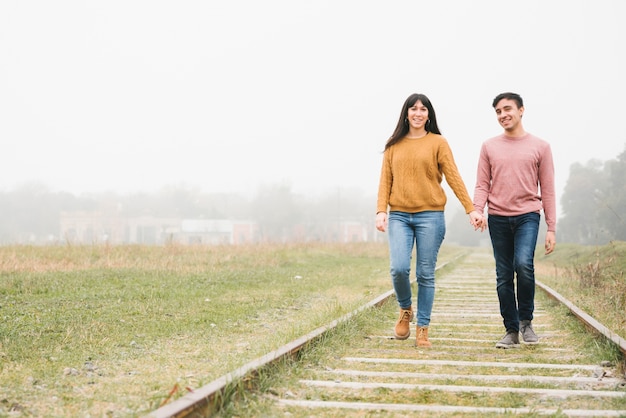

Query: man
473 92 556 349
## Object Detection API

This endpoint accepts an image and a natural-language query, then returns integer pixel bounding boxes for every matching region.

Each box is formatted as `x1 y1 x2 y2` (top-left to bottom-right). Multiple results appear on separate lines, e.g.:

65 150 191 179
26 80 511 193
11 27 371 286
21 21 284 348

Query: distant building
59 211 258 245
178 219 258 245
60 211 180 245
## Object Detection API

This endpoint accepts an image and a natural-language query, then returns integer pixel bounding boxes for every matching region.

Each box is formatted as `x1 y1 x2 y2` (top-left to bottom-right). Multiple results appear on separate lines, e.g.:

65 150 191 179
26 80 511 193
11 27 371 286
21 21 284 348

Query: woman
376 93 481 347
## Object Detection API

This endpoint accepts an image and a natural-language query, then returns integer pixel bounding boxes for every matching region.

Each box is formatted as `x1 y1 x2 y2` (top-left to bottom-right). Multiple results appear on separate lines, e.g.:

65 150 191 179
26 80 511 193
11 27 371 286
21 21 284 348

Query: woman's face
407 100 429 130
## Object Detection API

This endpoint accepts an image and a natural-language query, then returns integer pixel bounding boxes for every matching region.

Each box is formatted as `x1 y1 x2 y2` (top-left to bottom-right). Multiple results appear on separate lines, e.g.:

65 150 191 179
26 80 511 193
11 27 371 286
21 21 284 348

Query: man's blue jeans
388 211 445 327
488 212 540 332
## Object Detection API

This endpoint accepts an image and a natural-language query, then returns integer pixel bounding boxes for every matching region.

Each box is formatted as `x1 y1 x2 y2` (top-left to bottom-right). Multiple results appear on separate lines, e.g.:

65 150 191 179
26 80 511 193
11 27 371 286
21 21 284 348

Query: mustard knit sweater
376 133 474 214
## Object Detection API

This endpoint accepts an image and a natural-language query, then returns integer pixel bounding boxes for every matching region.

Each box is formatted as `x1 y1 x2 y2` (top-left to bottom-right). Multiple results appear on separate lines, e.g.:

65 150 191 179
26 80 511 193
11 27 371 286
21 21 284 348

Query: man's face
494 98 524 132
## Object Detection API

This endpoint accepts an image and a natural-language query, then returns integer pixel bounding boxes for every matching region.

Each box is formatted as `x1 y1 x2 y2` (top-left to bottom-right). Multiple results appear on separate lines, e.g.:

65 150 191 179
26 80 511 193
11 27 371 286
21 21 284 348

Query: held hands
376 210 488 233
378 210 488 233
376 211 388 232
466 213 556 254
469 211 487 232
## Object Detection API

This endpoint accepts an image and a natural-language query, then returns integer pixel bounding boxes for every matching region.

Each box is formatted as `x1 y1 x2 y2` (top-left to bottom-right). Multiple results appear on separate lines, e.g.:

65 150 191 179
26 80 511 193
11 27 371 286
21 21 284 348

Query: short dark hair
492 92 523 109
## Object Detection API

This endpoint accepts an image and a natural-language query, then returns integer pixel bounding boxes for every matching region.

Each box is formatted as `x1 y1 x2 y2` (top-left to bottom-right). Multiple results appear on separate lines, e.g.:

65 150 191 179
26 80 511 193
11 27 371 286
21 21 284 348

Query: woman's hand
376 212 388 232
469 210 486 232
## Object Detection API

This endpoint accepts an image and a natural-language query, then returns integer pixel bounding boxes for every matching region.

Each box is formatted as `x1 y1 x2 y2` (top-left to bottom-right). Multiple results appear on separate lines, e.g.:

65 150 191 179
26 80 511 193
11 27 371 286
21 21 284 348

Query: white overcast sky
1 1 625 215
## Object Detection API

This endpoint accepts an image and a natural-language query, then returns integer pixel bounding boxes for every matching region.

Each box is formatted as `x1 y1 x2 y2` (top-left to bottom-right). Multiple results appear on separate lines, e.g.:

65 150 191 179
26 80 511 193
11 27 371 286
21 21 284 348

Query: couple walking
376 92 556 349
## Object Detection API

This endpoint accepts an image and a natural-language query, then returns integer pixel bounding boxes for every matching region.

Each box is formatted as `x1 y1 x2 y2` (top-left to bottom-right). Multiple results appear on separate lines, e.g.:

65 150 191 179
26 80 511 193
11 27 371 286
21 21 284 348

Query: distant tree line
1 144 624 246
558 144 626 244
0 183 378 245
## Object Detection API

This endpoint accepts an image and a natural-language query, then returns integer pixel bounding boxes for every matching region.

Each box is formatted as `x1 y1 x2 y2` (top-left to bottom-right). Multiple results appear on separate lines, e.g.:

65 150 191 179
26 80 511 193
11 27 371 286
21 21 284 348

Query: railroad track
148 249 626 417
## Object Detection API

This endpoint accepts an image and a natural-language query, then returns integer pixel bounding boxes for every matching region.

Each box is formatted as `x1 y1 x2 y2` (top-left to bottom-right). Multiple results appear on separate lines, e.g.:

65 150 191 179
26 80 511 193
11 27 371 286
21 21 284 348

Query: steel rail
147 255 626 417
536 279 626 357
147 289 395 418
146 255 462 418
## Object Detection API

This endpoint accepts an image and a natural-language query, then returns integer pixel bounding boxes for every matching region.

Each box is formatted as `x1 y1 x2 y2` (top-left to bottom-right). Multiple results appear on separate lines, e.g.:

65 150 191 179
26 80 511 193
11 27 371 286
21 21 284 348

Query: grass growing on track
221 249 626 418
220 290 626 417
0 242 464 416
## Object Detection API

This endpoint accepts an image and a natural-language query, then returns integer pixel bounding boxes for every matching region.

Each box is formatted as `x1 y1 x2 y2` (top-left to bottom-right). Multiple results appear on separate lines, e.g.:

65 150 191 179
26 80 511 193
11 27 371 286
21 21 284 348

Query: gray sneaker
520 320 539 344
495 331 520 349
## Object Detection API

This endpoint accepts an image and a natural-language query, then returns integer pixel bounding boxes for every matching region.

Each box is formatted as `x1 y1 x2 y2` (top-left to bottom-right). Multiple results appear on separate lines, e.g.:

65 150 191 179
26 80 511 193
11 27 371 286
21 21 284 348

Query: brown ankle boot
394 307 413 340
416 326 432 348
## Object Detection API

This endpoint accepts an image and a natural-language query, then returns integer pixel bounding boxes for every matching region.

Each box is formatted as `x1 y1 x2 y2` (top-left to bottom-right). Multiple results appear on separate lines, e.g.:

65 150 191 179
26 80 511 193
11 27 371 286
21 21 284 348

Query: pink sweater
473 133 557 232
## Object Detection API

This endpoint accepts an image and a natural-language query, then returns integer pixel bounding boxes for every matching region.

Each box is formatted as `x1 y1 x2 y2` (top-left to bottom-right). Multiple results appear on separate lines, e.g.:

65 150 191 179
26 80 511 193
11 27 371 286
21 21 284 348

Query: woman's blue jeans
487 212 540 332
388 211 445 327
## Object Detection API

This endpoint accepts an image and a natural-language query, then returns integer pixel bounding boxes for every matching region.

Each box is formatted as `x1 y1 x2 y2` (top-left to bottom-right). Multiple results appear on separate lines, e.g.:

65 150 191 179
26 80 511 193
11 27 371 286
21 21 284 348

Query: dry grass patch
535 241 626 340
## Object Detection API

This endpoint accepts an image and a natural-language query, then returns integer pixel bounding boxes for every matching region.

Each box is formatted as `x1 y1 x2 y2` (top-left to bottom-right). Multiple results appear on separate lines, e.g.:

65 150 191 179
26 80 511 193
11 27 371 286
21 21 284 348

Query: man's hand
545 231 556 255
469 211 487 232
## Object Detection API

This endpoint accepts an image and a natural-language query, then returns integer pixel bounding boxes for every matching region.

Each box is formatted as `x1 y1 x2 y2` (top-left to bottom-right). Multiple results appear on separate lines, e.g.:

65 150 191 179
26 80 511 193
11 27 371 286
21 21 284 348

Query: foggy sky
1 1 624 217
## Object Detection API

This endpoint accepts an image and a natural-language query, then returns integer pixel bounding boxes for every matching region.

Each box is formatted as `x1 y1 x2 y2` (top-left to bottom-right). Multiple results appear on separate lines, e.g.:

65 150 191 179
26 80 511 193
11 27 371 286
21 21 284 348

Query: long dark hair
383 93 441 151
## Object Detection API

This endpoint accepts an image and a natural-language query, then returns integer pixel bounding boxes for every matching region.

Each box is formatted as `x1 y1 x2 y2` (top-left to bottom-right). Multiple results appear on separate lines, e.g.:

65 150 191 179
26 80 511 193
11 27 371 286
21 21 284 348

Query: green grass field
0 242 437 416
0 241 623 416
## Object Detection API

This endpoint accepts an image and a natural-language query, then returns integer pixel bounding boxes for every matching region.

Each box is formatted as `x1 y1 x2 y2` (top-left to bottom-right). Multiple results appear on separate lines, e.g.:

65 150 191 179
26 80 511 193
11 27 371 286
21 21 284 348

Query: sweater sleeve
472 143 490 215
439 139 475 214
539 142 557 232
376 150 392 214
